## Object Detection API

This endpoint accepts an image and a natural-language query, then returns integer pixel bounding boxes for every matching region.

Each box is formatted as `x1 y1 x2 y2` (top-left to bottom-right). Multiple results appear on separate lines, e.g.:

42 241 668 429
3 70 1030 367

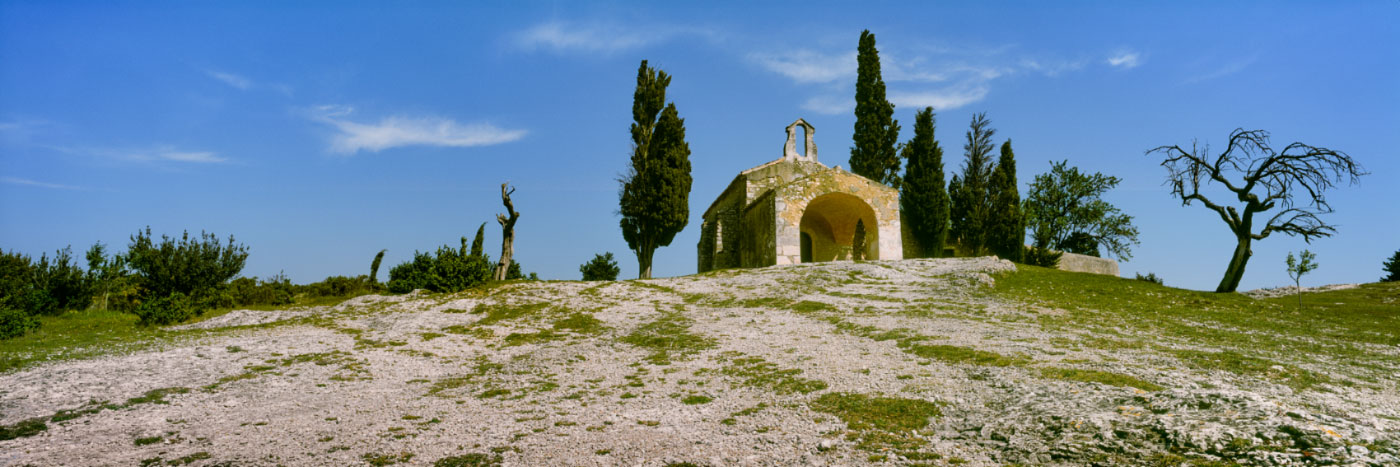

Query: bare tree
1147 129 1364 292
493 183 521 281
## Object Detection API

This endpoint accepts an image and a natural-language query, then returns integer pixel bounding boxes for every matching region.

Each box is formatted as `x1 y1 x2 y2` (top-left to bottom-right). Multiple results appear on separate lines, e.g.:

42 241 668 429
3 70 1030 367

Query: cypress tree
620 60 692 279
470 222 486 258
948 174 964 251
370 249 387 284
899 107 949 258
849 30 901 187
987 140 1024 262
952 112 997 255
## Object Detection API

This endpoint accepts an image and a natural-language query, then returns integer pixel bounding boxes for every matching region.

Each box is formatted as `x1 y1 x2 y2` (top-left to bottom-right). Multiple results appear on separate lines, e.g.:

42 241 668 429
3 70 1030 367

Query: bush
0 248 93 316
0 308 40 340
297 275 380 298
386 245 492 294
126 227 248 304
1023 245 1061 268
133 292 196 326
580 252 620 281
220 274 295 307
1134 272 1164 285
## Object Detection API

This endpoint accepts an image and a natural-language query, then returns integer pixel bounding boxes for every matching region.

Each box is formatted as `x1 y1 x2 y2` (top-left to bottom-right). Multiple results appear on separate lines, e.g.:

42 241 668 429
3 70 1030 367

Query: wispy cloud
152 150 226 163
1020 58 1086 76
889 84 990 111
1 176 85 190
801 95 852 115
1106 51 1143 69
1185 54 1259 84
206 70 253 90
513 20 714 54
749 50 856 84
310 105 527 154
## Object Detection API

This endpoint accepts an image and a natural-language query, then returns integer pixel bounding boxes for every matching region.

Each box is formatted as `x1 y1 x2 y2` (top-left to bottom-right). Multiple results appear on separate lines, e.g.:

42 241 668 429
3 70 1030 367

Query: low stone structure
697 119 903 272
1056 251 1119 276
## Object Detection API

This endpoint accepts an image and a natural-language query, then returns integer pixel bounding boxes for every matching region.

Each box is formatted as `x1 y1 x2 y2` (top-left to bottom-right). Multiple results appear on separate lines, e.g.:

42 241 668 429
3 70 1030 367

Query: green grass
681 395 712 405
432 453 502 466
717 352 828 394
811 392 942 432
473 301 550 326
620 311 716 365
992 265 1398 387
810 392 943 453
1037 367 1164 391
134 435 164 446
552 312 607 334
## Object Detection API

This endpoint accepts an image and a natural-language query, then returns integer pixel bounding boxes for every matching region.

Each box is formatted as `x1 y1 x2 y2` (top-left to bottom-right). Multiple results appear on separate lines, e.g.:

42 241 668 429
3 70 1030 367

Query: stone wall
1056 251 1120 276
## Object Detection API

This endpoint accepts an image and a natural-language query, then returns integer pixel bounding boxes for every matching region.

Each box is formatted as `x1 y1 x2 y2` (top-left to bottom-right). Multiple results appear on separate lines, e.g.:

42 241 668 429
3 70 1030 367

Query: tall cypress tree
987 140 1024 262
952 112 997 255
620 60 692 279
469 222 486 258
900 107 949 258
849 30 901 187
948 174 965 250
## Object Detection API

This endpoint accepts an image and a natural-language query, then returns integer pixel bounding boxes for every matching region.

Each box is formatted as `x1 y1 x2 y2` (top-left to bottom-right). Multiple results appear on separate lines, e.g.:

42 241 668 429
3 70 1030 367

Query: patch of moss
718 352 827 394
620 312 716 365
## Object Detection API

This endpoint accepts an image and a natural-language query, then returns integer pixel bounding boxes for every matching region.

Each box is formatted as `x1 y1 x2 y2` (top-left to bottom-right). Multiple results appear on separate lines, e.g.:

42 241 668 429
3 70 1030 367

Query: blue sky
2 1 1397 291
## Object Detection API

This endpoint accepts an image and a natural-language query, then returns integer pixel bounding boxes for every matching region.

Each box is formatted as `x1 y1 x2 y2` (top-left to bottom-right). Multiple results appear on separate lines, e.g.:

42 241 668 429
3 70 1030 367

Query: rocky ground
1 258 1396 466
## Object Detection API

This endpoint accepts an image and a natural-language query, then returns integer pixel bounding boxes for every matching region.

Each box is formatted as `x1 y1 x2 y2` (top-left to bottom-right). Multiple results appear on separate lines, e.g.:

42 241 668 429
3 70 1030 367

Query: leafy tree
126 227 249 310
1286 250 1318 309
470 223 486 258
1383 249 1400 282
986 140 1024 262
1022 160 1139 261
580 252 621 281
85 242 129 311
852 219 867 261
950 113 997 255
620 60 692 279
0 308 39 340
369 249 387 284
28 246 93 315
849 30 901 187
899 107 950 258
1148 129 1365 292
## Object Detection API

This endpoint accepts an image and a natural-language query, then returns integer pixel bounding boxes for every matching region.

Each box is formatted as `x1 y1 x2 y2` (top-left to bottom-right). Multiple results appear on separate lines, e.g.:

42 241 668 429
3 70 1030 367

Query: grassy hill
2 258 1396 466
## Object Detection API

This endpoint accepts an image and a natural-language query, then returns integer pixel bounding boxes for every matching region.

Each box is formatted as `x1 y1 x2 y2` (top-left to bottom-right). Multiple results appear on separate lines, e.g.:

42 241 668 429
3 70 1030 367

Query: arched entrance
799 192 878 262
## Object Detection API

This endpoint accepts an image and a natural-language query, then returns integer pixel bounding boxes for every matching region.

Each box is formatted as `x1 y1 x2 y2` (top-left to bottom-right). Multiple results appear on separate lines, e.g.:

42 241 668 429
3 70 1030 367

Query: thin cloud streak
513 20 715 54
311 106 527 154
1 176 85 190
889 85 990 111
749 51 856 84
1185 54 1259 84
801 95 852 115
206 70 253 90
1107 51 1142 69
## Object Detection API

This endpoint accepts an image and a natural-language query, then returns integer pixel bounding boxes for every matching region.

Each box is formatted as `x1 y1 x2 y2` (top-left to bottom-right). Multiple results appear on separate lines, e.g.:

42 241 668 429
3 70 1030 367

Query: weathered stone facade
698 120 903 272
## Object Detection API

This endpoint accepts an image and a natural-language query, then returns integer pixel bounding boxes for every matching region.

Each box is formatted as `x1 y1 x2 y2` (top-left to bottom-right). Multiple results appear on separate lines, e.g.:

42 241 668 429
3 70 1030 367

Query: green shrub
30 246 93 314
387 245 492 294
1382 249 1399 282
1023 245 1061 268
580 252 620 281
217 274 295 307
133 292 196 326
126 227 248 304
294 275 372 298
0 308 40 340
1134 272 1163 285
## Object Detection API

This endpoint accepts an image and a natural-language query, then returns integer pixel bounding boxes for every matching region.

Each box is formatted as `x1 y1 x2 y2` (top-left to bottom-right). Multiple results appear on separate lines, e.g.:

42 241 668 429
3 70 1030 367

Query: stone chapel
697 119 904 272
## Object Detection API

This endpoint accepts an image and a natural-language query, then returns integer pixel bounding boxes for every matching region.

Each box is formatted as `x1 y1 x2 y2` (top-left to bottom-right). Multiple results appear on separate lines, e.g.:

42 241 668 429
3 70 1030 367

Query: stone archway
799 192 878 262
